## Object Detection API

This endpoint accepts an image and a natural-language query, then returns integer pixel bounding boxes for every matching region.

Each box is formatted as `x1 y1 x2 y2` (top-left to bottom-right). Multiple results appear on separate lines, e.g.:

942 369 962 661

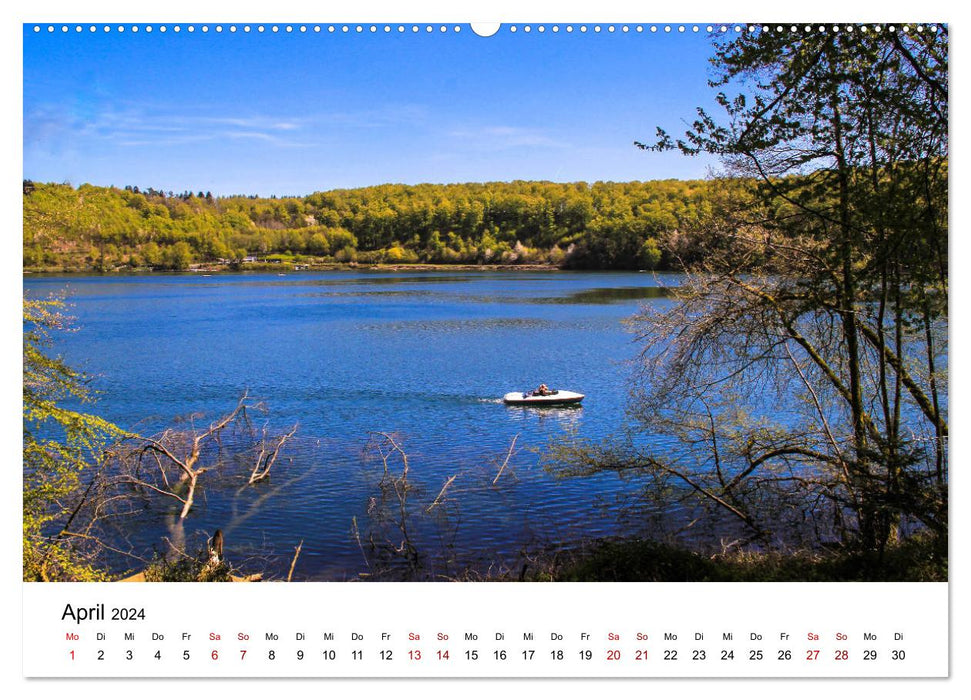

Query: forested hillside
22 179 714 271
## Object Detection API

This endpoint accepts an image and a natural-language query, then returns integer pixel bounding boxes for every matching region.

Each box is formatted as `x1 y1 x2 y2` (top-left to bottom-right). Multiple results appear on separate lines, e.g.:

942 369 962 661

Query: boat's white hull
503 390 584 406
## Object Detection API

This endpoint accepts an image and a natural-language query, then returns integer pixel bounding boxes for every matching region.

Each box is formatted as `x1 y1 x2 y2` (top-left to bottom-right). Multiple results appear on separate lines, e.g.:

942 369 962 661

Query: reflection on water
24 270 682 579
532 285 675 304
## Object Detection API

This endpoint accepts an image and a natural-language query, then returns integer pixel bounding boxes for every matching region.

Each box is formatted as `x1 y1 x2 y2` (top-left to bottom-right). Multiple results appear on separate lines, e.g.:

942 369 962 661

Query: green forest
22 178 713 272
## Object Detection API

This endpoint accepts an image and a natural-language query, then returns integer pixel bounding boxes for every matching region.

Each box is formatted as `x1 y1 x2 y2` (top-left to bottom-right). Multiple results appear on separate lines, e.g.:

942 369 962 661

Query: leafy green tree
23 297 122 581
307 232 330 256
163 241 194 270
637 238 662 269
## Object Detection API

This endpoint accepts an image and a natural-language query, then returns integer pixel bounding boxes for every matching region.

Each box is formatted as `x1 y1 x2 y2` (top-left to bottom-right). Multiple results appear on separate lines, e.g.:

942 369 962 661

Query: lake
24 270 681 580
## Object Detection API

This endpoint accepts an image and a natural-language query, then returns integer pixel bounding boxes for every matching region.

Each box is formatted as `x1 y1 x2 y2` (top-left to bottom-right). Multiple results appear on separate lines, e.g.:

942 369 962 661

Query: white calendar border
5 0 962 696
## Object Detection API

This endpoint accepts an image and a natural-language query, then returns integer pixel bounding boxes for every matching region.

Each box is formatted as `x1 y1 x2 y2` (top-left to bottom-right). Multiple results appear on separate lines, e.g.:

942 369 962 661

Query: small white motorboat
503 389 585 406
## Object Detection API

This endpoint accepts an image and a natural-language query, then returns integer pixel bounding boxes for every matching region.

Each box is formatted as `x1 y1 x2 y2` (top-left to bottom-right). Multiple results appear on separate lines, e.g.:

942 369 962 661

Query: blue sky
24 24 723 196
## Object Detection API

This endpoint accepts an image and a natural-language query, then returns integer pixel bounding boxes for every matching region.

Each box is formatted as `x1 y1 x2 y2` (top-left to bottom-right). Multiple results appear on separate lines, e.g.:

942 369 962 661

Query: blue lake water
24 270 681 580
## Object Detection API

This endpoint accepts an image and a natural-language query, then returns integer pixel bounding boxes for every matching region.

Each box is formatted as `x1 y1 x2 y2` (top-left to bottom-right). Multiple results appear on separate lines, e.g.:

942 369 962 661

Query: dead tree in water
249 424 298 484
118 393 253 519
110 392 298 522
362 432 421 574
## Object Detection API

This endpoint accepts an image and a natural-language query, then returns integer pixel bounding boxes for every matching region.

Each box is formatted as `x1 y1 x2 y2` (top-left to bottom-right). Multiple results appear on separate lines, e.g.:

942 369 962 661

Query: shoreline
23 261 663 276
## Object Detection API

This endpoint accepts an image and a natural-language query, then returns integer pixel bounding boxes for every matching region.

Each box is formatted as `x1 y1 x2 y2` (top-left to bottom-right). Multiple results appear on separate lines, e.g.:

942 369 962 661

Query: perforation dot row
31 24 942 35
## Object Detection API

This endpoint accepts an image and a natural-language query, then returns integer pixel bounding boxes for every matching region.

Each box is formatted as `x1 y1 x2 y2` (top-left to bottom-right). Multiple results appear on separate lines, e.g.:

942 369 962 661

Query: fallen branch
426 475 457 513
287 540 303 582
493 434 519 485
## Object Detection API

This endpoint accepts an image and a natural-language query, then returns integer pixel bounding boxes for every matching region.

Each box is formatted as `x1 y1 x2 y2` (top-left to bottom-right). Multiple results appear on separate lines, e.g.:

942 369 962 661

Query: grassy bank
524 534 947 583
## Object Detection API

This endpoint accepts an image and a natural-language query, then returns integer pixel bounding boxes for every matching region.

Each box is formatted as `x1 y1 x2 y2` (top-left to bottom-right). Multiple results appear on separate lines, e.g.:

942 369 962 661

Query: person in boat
536 383 552 396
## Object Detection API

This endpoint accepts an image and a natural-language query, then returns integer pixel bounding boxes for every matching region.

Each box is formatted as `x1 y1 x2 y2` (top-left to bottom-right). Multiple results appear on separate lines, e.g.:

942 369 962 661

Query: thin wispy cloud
449 125 571 150
24 101 433 152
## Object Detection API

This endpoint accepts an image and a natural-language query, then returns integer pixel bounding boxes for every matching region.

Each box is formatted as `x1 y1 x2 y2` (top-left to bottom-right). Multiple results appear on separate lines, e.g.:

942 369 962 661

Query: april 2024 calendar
22 20 948 679
26 583 947 677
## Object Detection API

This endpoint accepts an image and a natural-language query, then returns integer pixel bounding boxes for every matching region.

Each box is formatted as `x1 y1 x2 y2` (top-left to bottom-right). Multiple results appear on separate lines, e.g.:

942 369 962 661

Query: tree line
22 178 714 271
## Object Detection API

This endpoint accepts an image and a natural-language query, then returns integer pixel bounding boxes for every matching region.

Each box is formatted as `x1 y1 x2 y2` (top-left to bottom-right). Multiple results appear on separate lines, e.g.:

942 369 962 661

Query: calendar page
15 0 953 692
